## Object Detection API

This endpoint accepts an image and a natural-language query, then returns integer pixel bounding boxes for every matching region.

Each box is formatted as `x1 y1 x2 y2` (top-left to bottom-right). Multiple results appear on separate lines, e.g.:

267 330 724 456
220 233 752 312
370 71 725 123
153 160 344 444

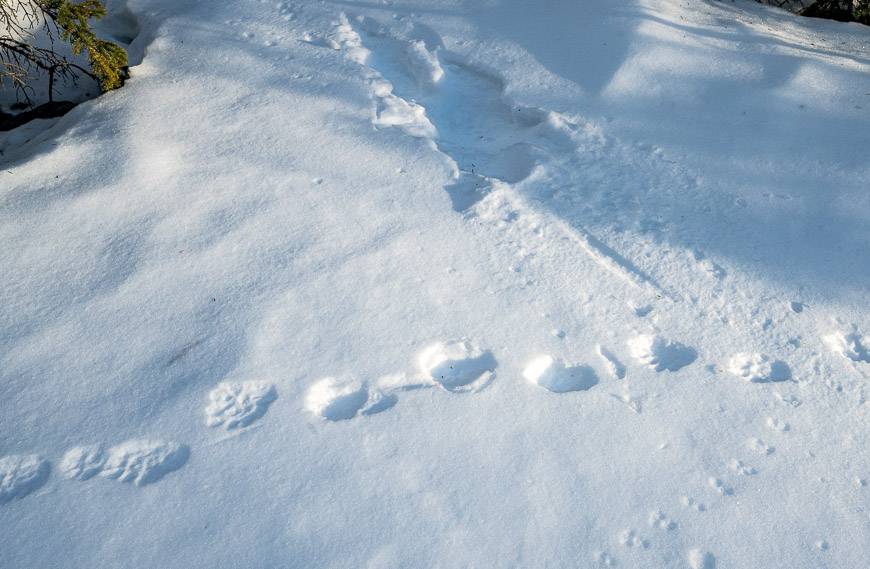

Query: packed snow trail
1 1 869 568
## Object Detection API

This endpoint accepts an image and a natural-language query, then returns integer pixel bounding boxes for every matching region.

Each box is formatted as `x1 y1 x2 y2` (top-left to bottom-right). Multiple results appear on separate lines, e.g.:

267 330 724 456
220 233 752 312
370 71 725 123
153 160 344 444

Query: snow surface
1 0 869 567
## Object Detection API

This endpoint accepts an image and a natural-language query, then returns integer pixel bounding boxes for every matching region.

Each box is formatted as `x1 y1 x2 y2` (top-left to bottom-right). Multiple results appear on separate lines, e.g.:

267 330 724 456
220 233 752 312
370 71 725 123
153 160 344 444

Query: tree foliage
800 0 870 23
853 0 870 23
0 0 127 106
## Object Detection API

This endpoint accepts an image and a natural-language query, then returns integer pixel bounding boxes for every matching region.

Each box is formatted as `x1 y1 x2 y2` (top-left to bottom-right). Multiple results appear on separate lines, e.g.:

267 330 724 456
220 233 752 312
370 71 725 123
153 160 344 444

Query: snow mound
523 355 598 393
0 454 49 504
727 353 791 383
627 334 697 372
417 340 497 392
205 381 277 430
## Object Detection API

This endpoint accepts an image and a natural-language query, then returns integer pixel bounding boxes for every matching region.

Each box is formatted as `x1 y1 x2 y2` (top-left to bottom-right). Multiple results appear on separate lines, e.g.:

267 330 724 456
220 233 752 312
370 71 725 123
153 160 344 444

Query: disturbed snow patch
523 355 598 393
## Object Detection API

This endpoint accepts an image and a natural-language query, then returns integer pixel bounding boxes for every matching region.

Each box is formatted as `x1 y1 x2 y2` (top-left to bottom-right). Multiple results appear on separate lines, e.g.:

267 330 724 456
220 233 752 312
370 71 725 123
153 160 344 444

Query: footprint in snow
823 330 870 363
523 355 598 393
728 459 757 476
60 445 105 481
766 417 790 432
0 454 50 505
747 437 775 455
708 477 733 496
681 496 707 512
648 510 677 530
305 376 373 421
304 374 404 422
205 381 277 430
688 549 717 569
417 339 497 393
61 439 189 486
627 333 697 372
727 353 791 383
618 528 650 549
305 340 496 421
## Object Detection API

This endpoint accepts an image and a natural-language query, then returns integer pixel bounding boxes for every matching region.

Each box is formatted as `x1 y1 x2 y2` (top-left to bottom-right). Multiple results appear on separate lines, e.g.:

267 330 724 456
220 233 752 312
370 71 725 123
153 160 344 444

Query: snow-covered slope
1 1 868 567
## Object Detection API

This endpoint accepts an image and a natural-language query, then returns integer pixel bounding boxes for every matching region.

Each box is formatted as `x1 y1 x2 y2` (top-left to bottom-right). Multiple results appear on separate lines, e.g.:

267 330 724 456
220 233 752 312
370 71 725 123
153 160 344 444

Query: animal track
747 437 775 455
648 510 677 530
592 551 616 566
727 353 790 383
61 440 188 486
305 376 371 421
823 330 870 363
99 440 189 486
766 417 790 432
306 341 494 421
681 495 707 512
417 339 497 392
205 381 277 430
60 445 105 481
708 477 733 496
688 549 716 569
619 528 650 549
627 334 697 372
728 459 757 476
523 355 598 393
0 454 49 504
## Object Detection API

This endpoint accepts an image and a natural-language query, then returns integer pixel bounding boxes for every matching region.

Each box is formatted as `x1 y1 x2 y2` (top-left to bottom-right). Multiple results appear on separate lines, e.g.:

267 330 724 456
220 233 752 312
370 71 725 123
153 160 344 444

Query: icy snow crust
1 0 869 567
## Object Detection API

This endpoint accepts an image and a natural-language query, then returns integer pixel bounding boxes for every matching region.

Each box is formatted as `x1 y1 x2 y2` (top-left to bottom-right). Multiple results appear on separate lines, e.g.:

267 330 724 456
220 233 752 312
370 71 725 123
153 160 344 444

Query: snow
1 0 869 567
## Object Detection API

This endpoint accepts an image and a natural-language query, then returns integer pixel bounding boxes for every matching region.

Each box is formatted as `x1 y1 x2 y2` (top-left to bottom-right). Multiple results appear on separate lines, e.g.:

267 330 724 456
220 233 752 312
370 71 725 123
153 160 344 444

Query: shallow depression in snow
627 334 697 372
0 455 49 504
523 355 598 393
417 339 497 392
305 376 371 421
